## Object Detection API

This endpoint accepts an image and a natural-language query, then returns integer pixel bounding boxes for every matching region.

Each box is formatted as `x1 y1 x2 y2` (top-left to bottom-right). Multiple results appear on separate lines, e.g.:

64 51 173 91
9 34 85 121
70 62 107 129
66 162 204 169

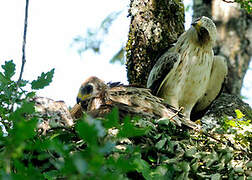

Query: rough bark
193 0 252 95
200 93 252 129
126 0 185 87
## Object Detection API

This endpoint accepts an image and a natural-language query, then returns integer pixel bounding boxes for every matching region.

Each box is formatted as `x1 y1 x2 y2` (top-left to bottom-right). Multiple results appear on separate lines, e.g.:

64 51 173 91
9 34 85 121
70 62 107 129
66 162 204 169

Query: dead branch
18 0 29 84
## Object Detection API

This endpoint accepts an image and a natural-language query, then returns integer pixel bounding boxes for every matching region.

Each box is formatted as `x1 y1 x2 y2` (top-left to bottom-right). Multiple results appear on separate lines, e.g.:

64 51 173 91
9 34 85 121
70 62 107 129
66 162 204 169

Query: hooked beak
77 93 92 104
191 21 197 26
76 94 91 110
191 18 202 32
191 17 201 26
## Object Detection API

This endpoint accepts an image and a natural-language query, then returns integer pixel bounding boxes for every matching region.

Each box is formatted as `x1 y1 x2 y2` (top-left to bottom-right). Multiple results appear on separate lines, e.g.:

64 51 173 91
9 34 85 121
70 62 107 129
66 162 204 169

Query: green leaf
17 79 29 87
0 72 9 84
117 116 148 138
156 117 171 126
133 153 151 179
1 60 16 80
191 162 199 172
211 173 221 180
26 92 36 98
76 118 98 145
235 109 245 119
31 68 55 90
205 151 218 167
73 154 87 175
185 147 197 158
10 101 35 119
155 137 167 150
246 161 252 168
226 120 236 127
104 108 119 128
178 161 190 172
108 155 136 173
43 170 60 180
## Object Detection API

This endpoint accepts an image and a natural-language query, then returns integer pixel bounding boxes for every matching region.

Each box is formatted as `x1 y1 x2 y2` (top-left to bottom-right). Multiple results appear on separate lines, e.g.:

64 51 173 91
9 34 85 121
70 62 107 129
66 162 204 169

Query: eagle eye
199 27 208 35
81 84 93 95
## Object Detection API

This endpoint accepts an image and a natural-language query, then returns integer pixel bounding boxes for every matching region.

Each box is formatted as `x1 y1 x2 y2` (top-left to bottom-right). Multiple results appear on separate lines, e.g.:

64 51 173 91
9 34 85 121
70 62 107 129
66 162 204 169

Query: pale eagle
147 16 228 119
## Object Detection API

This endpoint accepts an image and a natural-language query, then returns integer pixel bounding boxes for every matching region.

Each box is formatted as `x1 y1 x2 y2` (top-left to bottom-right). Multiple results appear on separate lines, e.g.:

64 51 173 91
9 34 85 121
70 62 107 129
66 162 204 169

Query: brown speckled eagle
71 76 198 129
147 16 227 119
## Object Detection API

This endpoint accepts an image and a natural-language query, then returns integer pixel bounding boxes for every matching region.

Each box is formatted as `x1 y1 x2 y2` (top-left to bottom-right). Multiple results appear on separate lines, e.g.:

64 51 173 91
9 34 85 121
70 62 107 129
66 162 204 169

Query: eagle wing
147 50 180 95
193 55 228 112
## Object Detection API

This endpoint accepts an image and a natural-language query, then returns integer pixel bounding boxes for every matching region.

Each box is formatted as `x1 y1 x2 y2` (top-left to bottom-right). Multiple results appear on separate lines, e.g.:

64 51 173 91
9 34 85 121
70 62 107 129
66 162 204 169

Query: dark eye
81 84 93 95
199 27 208 35
86 84 93 94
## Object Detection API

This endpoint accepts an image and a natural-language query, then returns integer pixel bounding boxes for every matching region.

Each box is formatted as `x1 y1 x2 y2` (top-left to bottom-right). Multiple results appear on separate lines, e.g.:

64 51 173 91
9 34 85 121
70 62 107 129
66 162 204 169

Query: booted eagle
147 16 227 119
71 76 198 129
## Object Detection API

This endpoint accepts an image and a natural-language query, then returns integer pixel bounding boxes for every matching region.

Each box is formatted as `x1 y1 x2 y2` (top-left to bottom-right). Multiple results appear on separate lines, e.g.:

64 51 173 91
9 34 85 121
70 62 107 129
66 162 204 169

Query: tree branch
18 0 29 84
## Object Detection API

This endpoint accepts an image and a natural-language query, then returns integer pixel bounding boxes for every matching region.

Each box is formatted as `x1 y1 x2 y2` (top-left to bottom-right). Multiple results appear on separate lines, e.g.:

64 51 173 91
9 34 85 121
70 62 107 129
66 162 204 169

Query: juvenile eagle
32 97 74 134
71 76 198 129
147 16 227 119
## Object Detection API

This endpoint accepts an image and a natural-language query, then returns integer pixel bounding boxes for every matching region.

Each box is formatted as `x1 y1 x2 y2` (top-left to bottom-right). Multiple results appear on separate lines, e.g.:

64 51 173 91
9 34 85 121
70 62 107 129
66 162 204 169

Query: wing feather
193 55 228 113
147 51 180 95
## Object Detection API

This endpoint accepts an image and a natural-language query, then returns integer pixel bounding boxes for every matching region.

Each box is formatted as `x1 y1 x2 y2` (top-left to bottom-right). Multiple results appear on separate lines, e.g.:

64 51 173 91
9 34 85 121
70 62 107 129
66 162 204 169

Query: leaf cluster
0 60 251 179
235 0 252 13
220 109 252 150
0 60 54 177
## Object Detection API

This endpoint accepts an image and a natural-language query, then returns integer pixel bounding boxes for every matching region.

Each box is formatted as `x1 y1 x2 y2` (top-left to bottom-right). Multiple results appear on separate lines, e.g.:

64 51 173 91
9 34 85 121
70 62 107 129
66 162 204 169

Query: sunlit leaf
235 109 245 119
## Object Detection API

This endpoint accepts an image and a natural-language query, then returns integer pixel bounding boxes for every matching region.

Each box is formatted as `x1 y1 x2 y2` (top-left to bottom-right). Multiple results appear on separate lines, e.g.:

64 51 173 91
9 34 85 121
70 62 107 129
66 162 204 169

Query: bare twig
18 0 30 84
169 107 184 121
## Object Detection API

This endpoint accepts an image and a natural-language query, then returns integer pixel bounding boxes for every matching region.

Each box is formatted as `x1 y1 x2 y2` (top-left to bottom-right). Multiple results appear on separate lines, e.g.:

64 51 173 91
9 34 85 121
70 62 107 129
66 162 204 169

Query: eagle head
76 76 106 109
191 16 217 46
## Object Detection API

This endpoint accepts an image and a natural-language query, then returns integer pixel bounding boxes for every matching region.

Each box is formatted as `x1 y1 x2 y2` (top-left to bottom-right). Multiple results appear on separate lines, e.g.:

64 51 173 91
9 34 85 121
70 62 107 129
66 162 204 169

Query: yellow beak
77 93 92 102
191 20 202 32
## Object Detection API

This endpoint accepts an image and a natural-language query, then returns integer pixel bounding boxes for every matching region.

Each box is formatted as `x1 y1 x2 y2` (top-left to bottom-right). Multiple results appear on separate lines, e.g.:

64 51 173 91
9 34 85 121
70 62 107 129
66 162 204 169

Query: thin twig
169 107 184 121
18 0 29 84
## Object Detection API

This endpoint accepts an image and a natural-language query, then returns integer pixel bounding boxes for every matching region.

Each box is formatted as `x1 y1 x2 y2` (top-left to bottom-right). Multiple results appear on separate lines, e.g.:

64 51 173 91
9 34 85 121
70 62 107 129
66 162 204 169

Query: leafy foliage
0 60 251 179
222 109 252 149
235 0 252 13
0 60 54 177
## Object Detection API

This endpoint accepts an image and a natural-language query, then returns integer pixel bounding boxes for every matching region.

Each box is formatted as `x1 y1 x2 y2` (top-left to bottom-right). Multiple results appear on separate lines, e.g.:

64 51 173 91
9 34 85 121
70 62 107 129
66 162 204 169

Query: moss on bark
126 0 185 86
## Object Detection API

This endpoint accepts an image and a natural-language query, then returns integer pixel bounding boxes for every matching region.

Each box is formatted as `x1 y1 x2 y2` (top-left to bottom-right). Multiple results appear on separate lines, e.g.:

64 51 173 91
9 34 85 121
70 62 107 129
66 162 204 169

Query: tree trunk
126 0 185 87
193 0 252 95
